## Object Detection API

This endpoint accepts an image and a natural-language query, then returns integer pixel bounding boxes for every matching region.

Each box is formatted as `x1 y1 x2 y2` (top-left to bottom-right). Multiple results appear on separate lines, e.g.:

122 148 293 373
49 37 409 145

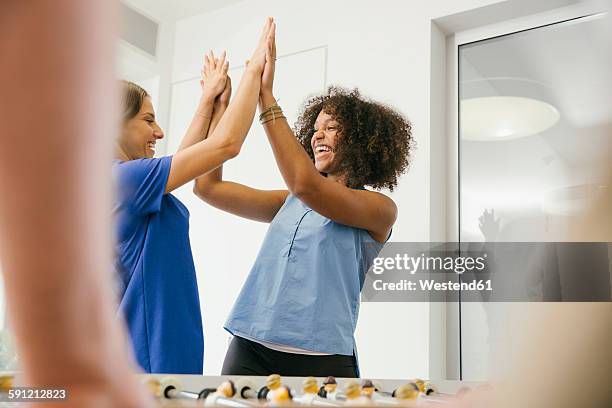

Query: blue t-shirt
113 156 203 374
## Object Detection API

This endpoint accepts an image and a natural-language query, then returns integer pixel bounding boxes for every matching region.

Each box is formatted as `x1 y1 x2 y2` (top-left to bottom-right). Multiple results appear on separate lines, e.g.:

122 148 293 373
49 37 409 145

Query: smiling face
311 110 342 174
295 86 414 191
118 97 164 160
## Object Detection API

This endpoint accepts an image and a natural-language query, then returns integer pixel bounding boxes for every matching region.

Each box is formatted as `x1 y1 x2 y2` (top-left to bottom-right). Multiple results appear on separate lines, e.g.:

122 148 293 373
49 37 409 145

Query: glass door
458 12 612 381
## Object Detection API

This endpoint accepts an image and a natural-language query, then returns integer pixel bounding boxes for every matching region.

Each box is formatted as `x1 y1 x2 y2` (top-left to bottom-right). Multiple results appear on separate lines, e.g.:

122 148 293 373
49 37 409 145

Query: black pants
222 336 358 378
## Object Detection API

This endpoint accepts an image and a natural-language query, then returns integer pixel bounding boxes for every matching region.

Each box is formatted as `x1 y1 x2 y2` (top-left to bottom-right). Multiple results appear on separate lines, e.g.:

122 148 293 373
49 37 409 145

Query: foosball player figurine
363 379 396 403
269 385 293 406
344 380 370 405
141 377 162 399
295 377 319 405
204 380 236 406
0 375 14 393
393 383 419 401
361 379 376 398
423 381 438 396
258 374 282 400
318 376 338 399
414 379 425 394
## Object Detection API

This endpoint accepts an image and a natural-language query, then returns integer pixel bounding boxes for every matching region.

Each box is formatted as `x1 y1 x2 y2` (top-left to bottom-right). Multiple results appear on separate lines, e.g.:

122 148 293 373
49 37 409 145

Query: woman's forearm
259 92 321 195
194 93 289 223
165 68 263 193
195 103 227 193
176 95 215 152
206 68 261 151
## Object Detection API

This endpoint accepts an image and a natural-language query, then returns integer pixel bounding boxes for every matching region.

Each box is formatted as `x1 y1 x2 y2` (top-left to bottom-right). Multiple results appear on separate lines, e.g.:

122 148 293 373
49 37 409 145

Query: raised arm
257 27 396 242
176 50 228 152
194 22 289 223
164 17 274 193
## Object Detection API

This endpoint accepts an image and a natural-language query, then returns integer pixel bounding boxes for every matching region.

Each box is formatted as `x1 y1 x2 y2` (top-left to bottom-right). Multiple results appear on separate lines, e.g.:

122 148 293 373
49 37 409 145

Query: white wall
119 0 178 154
166 0 507 378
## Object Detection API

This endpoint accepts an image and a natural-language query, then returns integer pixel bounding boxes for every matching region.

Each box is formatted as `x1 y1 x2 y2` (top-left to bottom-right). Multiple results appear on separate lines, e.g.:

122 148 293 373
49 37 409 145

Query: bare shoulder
355 189 397 214
354 189 398 242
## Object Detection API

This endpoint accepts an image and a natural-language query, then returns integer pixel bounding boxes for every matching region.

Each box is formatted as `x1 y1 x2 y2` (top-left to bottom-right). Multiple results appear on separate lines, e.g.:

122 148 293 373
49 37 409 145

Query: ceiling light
461 96 560 141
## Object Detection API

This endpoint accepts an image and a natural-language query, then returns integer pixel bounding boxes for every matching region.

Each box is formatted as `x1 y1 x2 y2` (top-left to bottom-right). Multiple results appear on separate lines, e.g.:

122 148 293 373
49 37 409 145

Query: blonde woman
114 18 275 374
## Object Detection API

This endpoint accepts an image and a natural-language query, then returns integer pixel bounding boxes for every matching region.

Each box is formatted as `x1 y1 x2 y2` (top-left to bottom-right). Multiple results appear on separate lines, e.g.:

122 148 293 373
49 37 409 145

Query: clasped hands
200 17 277 111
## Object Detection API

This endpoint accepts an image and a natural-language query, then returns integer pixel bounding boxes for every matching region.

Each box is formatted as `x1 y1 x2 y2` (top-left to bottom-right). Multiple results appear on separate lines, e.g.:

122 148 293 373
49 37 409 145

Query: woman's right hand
261 20 276 97
246 17 274 75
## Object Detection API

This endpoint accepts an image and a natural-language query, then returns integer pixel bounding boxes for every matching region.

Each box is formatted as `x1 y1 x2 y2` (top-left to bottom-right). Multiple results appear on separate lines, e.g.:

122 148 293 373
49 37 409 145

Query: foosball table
142 374 481 407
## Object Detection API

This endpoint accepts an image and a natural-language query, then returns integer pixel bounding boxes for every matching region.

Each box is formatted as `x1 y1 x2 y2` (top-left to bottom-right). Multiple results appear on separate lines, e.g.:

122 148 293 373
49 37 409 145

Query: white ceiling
123 0 248 21
118 0 247 81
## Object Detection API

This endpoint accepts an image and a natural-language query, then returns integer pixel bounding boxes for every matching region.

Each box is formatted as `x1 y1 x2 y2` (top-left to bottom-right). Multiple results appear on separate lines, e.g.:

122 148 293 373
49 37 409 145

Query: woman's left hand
201 50 229 102
260 21 276 97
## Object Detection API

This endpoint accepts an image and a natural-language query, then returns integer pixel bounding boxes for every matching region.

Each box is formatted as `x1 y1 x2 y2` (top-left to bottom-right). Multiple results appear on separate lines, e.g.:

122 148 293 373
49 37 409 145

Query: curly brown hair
294 86 414 191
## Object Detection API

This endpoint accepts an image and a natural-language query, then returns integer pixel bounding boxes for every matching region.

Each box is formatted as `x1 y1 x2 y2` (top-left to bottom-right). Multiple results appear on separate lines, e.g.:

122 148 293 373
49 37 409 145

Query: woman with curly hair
195 28 413 377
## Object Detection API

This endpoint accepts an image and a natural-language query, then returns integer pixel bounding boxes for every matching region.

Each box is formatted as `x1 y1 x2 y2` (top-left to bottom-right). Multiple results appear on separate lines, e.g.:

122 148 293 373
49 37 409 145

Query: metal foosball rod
140 375 464 407
144 377 260 407
143 376 200 400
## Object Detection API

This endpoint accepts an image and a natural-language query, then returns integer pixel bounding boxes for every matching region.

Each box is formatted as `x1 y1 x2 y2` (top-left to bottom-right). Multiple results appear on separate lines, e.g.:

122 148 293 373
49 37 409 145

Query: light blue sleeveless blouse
224 193 385 356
